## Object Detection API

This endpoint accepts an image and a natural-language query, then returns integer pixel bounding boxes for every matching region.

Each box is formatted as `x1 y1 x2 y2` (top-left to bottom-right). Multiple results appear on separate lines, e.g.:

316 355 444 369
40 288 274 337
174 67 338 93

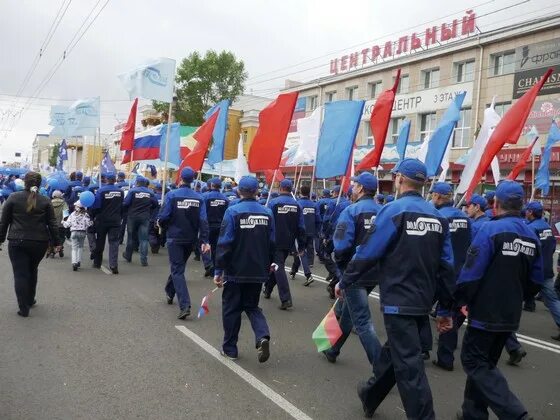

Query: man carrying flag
213 176 275 363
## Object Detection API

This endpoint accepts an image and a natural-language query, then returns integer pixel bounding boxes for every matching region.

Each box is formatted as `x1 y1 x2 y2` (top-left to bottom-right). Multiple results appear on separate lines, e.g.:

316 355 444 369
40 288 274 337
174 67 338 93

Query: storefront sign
514 38 560 72
512 67 560 99
524 98 560 134
362 82 473 120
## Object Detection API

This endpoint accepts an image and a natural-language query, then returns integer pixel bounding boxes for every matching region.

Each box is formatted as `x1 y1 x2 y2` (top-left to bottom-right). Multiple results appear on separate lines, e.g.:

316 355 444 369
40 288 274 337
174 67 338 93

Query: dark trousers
291 235 314 275
264 249 292 303
8 240 48 315
94 224 120 268
314 236 322 260
118 216 127 244
87 226 96 257
437 310 466 367
124 217 149 264
504 332 522 354
165 242 193 310
322 241 340 285
209 227 220 269
460 327 527 419
222 282 270 357
361 314 435 420
148 221 160 253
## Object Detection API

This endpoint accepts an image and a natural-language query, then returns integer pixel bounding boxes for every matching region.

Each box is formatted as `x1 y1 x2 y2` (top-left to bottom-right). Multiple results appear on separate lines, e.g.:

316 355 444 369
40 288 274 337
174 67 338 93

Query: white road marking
290 270 560 355
100 265 112 275
175 325 313 420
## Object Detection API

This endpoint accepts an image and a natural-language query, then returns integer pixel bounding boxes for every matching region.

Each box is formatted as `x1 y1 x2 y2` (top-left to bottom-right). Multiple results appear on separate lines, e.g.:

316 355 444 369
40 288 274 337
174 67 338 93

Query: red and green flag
312 301 343 352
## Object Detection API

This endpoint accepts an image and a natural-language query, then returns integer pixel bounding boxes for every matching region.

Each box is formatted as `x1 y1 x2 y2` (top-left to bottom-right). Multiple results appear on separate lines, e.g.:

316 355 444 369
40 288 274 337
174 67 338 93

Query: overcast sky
0 0 558 161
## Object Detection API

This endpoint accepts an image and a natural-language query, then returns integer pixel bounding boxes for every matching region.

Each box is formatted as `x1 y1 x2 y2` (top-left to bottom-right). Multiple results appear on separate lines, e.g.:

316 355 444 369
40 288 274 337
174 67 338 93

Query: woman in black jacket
0 171 60 317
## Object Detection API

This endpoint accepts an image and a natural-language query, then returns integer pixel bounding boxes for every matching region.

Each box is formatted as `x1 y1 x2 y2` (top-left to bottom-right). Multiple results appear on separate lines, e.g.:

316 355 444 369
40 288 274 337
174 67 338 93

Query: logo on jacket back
210 199 226 207
177 199 200 209
277 205 298 214
449 219 469 232
240 215 269 229
104 192 121 199
406 217 442 236
303 207 315 215
364 215 376 230
540 229 553 240
502 238 536 257
135 192 151 199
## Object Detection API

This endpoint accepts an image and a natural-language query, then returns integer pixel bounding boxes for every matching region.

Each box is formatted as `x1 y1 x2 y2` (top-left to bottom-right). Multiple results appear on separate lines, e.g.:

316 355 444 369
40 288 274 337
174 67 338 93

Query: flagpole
375 167 380 195
531 153 535 200
336 176 344 206
161 97 175 204
265 169 277 206
97 127 102 185
310 163 316 198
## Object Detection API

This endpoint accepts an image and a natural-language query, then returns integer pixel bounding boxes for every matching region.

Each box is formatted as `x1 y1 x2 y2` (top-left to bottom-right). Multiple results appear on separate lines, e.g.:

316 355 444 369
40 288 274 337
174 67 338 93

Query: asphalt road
1 244 559 420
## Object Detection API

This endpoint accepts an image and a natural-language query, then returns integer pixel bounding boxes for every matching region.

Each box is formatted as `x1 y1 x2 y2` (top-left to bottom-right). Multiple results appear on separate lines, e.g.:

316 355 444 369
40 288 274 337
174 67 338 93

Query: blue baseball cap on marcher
526 201 543 213
430 182 452 195
495 181 523 202
467 194 487 209
181 167 195 182
280 179 293 190
238 176 258 192
351 172 378 191
392 158 427 182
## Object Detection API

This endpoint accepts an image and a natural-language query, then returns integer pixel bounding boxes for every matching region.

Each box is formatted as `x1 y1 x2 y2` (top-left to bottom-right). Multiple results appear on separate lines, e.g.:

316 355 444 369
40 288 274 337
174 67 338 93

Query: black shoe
166 295 173 304
90 253 95 260
110 267 119 275
263 290 271 299
72 263 78 271
279 300 293 310
193 255 201 261
357 381 375 418
141 261 148 267
523 306 536 312
204 267 213 278
325 272 333 282
257 338 270 363
151 248 159 254
122 253 131 263
507 348 527 366
59 250 64 258
220 350 238 360
17 310 29 317
92 263 101 269
30 300 36 307
432 359 453 371
77 262 81 268
326 285 335 299
422 351 430 360
551 333 560 341
289 271 296 280
177 307 191 319
303 274 314 287
322 350 336 363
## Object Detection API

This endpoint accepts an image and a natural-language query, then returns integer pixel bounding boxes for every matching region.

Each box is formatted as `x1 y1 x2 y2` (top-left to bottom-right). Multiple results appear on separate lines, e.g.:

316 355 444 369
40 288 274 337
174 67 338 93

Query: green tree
49 143 60 167
154 50 247 126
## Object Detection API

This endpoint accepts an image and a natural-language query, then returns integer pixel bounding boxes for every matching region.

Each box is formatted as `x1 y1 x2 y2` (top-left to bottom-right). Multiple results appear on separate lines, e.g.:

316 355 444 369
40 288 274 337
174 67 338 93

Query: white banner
118 57 176 103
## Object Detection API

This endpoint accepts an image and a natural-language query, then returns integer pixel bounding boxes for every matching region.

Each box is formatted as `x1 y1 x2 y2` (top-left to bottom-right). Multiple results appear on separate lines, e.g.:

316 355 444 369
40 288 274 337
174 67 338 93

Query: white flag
456 101 502 195
490 156 500 186
234 135 251 183
49 97 100 137
526 125 541 156
118 57 176 102
438 141 451 182
291 106 322 165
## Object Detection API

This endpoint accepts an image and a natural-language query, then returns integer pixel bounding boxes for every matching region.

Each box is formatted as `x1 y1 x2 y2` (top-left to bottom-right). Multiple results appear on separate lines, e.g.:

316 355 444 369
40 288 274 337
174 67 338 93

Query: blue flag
535 121 560 196
101 150 116 174
56 139 68 170
396 120 411 162
206 99 231 165
424 92 466 177
315 100 365 179
158 122 181 165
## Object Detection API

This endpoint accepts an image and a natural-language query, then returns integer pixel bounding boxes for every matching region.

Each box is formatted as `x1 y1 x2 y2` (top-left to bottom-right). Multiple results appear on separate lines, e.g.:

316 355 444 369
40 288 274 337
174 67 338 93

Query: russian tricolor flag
197 295 210 319
121 124 179 163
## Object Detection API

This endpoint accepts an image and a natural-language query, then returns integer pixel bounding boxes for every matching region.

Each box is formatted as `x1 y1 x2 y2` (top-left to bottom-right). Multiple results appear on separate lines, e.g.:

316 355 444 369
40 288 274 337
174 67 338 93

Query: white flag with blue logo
118 58 176 103
49 98 100 137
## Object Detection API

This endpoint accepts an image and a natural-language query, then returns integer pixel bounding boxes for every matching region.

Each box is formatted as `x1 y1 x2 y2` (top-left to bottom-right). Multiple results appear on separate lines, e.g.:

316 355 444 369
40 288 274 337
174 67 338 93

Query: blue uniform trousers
264 249 292 303
504 333 522 353
360 314 435 420
290 235 314 276
222 282 270 357
93 224 119 268
460 327 527 419
436 309 467 367
165 242 193 310
124 217 149 264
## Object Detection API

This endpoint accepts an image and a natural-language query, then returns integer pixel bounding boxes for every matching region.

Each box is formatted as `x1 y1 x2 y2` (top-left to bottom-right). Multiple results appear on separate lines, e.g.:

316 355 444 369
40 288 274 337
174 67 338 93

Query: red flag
264 169 285 185
506 137 538 180
356 69 401 171
248 92 299 172
121 150 131 164
120 98 138 151
465 68 553 200
175 111 220 183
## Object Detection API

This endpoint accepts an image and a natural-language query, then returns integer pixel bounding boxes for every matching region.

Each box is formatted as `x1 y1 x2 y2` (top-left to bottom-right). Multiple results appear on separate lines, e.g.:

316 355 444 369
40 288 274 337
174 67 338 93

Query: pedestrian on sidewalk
214 176 274 362
0 171 61 317
63 201 93 271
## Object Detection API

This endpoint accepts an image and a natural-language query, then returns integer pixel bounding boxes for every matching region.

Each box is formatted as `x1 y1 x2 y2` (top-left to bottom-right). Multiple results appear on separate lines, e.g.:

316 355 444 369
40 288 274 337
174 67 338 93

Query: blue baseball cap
526 201 543 213
386 194 395 203
484 191 495 200
238 176 258 192
136 176 148 185
103 172 116 181
181 167 196 182
117 171 126 178
322 188 330 197
351 172 378 191
261 190 269 197
280 179 293 190
467 194 487 209
495 181 523 202
210 177 222 187
332 185 341 194
430 182 452 195
392 158 427 182
76 171 83 180
376 193 385 200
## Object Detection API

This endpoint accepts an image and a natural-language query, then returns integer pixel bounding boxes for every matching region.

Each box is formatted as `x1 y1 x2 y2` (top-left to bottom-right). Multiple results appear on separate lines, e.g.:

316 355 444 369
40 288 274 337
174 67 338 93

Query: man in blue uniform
375 193 385 205
263 179 306 309
430 182 472 371
465 194 489 238
214 176 274 362
91 172 124 274
122 176 158 267
289 185 318 286
484 191 495 218
148 181 163 254
316 189 331 261
115 172 128 244
204 177 229 277
158 167 210 319
115 171 127 189
346 159 455 419
455 181 543 420
258 190 268 205
223 182 237 202
323 172 382 366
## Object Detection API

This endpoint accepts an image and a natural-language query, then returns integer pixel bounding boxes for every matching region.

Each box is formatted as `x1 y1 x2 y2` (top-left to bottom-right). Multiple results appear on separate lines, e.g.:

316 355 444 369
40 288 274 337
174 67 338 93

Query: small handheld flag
312 299 343 352
197 282 227 319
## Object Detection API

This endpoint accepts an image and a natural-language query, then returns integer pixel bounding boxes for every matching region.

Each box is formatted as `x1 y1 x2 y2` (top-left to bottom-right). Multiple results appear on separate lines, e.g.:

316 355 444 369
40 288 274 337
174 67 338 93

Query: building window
365 124 373 146
422 68 440 89
325 91 337 103
395 74 409 94
387 117 406 144
452 108 472 148
490 51 515 76
454 60 475 83
308 95 318 111
368 81 382 99
419 112 437 141
493 101 512 117
346 86 358 100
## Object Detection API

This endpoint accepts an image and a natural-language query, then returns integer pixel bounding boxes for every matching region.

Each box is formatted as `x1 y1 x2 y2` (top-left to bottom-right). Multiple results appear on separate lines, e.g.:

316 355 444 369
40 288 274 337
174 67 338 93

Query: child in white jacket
63 201 93 271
